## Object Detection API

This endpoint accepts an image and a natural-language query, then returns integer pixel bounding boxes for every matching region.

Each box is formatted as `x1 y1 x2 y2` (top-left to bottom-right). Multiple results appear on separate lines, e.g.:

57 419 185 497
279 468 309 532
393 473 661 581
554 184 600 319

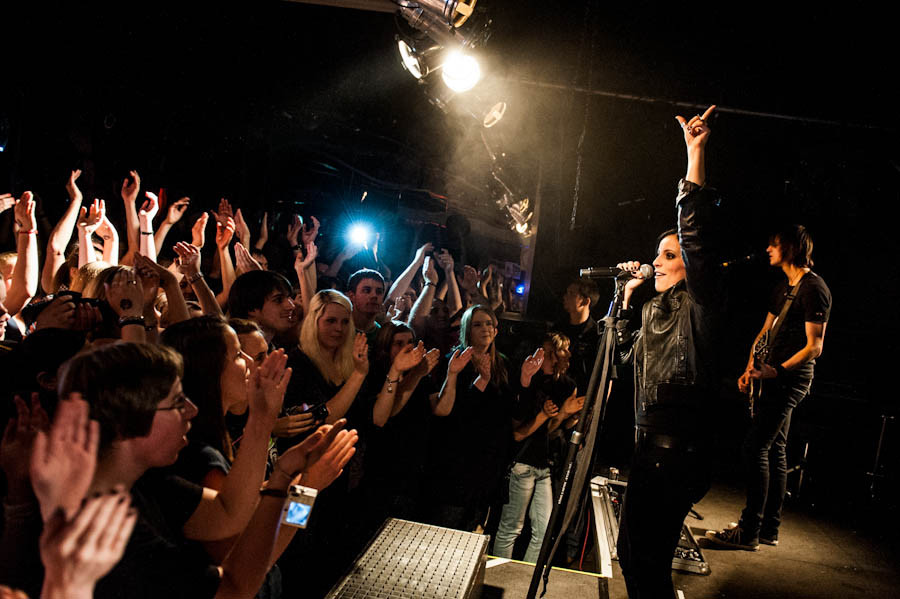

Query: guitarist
708 224 831 550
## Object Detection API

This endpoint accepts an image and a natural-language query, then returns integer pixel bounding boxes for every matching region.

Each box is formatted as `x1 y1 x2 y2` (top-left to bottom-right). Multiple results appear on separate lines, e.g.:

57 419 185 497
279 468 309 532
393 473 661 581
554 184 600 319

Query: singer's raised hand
616 260 647 308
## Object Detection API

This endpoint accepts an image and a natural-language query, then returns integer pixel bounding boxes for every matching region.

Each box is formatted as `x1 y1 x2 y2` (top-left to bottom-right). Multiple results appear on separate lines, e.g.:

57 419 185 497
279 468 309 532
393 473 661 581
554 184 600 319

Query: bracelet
259 487 288 499
140 231 154 236
291 244 303 251
17 230 37 235
186 273 204 284
423 281 436 288
774 364 787 378
118 315 146 327
386 375 401 393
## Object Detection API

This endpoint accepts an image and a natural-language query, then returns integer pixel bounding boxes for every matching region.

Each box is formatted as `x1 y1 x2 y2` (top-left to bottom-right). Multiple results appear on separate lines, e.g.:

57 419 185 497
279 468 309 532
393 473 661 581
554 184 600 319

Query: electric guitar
746 331 770 416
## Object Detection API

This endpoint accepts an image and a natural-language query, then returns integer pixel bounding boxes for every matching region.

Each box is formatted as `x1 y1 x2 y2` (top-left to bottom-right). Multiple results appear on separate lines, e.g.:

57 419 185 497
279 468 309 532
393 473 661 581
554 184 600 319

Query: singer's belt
635 428 701 453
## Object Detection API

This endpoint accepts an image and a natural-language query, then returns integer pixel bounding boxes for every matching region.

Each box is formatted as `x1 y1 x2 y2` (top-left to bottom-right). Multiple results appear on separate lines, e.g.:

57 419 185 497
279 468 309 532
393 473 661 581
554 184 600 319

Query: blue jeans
493 463 553 562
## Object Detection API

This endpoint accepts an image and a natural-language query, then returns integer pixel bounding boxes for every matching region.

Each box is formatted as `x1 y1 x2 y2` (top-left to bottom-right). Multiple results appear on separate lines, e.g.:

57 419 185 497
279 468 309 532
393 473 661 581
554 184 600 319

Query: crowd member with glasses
426 305 514 531
19 342 357 599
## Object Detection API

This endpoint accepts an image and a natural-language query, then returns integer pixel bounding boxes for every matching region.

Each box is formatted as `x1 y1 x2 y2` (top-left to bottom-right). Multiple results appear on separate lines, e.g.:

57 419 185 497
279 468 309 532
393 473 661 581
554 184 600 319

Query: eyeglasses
156 394 195 415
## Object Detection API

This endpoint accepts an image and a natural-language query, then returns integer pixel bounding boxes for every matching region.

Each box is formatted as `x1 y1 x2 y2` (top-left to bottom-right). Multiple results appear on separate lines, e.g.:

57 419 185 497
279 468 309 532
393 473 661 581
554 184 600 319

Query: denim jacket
617 179 723 413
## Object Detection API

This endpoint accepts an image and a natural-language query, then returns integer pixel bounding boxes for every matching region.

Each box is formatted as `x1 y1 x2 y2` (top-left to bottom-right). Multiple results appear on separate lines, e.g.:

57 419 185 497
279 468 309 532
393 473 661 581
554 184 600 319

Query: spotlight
415 0 477 27
397 39 444 80
442 52 480 92
514 282 526 295
347 223 372 248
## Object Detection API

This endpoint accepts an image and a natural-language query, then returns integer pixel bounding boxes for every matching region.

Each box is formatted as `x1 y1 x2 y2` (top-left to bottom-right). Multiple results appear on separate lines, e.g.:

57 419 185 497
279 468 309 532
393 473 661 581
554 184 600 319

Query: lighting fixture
441 52 480 92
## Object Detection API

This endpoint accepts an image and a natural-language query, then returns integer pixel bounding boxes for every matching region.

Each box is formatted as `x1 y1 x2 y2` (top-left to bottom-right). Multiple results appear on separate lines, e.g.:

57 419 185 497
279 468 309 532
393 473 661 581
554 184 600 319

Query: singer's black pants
617 435 710 599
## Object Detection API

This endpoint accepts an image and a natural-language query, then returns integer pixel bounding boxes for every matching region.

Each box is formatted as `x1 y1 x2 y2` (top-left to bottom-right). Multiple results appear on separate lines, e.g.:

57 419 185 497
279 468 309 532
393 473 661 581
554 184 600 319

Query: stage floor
485 480 900 598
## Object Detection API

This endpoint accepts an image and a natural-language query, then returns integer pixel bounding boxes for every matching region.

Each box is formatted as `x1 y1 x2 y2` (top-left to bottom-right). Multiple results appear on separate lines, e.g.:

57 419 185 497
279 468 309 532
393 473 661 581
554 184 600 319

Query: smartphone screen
284 501 312 527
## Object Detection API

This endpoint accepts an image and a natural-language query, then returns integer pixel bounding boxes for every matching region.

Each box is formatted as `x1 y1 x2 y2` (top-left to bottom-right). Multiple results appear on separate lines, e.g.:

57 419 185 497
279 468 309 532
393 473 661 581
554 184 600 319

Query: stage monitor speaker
325 518 488 599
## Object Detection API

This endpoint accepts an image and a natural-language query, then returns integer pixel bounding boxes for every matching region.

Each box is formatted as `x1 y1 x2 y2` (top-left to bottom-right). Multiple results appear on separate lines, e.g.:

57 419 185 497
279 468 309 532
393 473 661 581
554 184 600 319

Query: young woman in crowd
426 304 514 531
362 321 439 525
493 332 583 562
17 341 355 599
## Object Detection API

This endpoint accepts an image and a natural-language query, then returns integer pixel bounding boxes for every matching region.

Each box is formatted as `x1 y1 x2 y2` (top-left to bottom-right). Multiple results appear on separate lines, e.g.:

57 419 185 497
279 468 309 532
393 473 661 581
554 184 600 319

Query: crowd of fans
0 170 603 598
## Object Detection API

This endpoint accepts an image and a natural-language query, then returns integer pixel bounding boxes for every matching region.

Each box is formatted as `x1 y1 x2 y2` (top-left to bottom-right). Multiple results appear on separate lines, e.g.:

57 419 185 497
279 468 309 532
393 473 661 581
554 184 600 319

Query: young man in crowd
346 268 385 346
555 277 601 395
226 270 297 347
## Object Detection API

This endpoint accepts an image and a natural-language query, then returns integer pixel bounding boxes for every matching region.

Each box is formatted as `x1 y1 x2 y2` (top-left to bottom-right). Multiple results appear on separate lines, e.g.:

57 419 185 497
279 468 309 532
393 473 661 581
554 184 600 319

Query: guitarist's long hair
771 225 814 268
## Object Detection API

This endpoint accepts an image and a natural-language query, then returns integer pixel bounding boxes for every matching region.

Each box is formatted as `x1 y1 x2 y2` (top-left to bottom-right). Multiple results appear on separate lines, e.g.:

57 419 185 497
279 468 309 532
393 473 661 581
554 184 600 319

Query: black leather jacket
617 179 723 417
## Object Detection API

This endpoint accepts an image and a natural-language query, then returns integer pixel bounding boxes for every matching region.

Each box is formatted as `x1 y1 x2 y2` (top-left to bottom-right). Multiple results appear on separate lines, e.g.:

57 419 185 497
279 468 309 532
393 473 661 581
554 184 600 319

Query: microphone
579 264 655 279
719 253 760 269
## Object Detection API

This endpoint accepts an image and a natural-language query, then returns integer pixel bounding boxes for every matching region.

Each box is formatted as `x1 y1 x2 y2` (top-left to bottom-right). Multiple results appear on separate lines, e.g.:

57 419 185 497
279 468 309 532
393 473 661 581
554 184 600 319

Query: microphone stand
526 277 628 599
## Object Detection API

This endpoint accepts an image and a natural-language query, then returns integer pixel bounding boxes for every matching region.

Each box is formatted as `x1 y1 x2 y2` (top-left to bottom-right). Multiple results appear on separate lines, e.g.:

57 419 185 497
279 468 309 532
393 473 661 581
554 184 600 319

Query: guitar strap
765 276 805 361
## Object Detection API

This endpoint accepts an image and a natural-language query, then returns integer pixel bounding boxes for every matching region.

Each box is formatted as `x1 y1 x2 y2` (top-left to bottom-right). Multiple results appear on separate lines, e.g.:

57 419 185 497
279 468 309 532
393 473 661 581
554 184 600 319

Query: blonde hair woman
282 290 369 436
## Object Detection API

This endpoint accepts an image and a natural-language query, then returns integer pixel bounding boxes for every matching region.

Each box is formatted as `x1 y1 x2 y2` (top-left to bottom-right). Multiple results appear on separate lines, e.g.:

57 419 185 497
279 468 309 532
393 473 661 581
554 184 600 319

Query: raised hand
471 351 491 381
30 394 99 521
121 171 140 205
214 212 236 250
448 346 474 374
212 198 234 225
164 197 190 226
96 215 118 244
286 214 302 247
675 104 716 151
191 213 209 249
422 256 438 286
414 242 434 264
14 191 37 232
294 239 318 271
139 192 159 223
300 215 319 246
173 241 201 278
436 249 455 273
65 169 83 203
78 199 104 236
39 490 137 599
271 412 316 439
248 349 292 421
561 393 584 416
520 347 545 386
393 340 426 373
34 296 101 332
296 420 358 491
104 268 143 318
409 347 441 379
1 394 50 501
257 212 269 247
0 193 15 214
234 242 262 274
233 208 251 247
542 399 560 418
352 332 369 375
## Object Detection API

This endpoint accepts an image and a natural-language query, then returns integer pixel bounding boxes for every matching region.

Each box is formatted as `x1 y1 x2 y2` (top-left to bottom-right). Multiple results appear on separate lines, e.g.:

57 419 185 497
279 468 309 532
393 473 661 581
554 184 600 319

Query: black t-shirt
427 356 514 505
513 372 577 468
767 271 831 367
94 471 220 599
553 317 600 395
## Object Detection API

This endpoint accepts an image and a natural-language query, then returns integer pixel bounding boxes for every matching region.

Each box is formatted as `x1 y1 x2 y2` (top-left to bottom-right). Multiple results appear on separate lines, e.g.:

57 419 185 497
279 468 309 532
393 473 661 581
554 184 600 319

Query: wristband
423 281 437 288
259 487 288 498
273 460 299 481
186 272 204 284
118 315 146 327
17 230 37 235
774 364 787 378
291 244 303 251
140 231 153 236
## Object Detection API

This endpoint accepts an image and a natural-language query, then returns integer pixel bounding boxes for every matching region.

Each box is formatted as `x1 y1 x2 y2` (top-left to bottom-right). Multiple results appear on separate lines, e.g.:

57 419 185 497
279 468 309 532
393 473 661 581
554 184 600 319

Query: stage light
415 0 477 27
347 223 373 248
397 39 445 80
514 282 526 295
442 52 480 92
